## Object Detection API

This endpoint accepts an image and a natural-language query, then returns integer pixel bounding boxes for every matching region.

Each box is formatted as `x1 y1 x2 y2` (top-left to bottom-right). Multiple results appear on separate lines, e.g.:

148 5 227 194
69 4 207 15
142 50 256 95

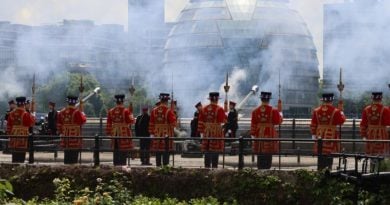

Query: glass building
164 0 319 116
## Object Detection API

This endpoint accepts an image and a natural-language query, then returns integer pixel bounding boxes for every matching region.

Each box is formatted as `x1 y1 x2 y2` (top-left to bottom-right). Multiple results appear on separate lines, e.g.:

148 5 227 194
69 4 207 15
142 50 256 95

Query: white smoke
322 0 390 98
218 67 249 103
0 66 25 98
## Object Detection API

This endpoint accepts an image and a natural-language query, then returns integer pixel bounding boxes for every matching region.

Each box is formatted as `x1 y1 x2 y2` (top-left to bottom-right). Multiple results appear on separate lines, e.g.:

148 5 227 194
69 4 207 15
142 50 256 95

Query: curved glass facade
164 0 319 115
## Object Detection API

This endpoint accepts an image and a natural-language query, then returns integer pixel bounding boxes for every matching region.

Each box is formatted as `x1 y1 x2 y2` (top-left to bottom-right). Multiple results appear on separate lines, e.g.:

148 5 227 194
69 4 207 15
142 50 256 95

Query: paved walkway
0 151 363 171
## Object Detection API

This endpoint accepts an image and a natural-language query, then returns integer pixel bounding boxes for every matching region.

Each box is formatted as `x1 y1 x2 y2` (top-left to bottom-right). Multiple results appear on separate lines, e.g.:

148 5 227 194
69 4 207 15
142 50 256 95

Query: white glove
200 133 204 138
150 135 155 138
341 111 344 115
251 135 255 139
362 137 367 140
279 112 283 117
228 129 232 134
311 135 316 140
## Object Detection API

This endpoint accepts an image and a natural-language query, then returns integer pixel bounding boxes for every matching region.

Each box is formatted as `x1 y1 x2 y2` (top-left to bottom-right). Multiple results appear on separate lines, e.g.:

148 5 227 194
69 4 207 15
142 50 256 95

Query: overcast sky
0 0 343 77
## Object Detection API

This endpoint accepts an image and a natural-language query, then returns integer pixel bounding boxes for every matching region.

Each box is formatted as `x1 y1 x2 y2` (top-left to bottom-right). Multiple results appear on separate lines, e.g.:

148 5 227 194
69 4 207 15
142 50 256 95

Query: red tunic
250 104 283 154
106 105 134 151
360 103 390 155
198 103 227 152
7 107 35 150
310 104 346 154
148 104 176 151
57 106 86 149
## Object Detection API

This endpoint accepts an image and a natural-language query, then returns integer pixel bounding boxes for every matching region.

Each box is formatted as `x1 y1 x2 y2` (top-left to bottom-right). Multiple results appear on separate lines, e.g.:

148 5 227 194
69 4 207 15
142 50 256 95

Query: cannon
75 87 101 107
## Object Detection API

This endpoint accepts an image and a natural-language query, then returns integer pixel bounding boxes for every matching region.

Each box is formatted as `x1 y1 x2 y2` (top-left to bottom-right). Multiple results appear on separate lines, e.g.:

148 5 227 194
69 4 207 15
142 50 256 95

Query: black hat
8 100 15 105
114 94 125 103
195 102 202 108
159 93 170 101
321 93 334 102
49 101 56 106
260 92 272 100
372 92 383 100
208 92 220 100
66 95 78 104
229 101 236 107
15 96 26 106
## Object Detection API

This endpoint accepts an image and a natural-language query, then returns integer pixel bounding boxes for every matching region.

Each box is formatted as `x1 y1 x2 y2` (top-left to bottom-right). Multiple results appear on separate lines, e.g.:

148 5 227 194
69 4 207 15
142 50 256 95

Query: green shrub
0 178 14 204
1 164 389 204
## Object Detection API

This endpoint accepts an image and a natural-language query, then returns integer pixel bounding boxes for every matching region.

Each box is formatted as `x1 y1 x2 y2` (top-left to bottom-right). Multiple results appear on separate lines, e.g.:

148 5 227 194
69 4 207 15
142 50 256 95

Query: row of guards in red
310 92 390 169
5 91 390 169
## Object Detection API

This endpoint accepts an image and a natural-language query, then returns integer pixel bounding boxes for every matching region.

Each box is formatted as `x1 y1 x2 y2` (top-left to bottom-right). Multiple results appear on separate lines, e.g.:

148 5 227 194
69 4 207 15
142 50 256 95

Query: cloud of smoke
323 0 390 98
0 66 25 98
218 68 249 103
0 20 129 103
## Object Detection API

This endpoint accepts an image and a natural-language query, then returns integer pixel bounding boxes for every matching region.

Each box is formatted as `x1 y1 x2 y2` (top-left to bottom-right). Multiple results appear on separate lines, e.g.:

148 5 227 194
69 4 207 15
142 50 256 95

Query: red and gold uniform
57 106 86 149
250 104 283 154
198 103 227 152
149 103 176 151
7 107 35 150
310 103 346 155
360 98 390 155
106 105 134 151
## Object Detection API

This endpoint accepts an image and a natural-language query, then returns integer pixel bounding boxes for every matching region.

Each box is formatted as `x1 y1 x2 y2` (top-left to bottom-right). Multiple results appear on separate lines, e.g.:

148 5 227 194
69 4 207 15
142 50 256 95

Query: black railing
1 135 389 172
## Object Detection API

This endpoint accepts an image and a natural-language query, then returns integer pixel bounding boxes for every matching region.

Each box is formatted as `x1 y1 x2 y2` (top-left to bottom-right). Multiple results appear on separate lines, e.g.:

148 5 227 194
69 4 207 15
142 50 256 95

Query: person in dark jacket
224 101 238 138
190 102 202 138
135 107 151 165
5 100 16 123
47 101 58 135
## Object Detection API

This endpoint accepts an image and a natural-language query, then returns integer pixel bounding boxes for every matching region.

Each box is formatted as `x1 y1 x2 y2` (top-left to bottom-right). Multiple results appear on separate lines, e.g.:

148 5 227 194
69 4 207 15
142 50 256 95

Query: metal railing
1 134 389 171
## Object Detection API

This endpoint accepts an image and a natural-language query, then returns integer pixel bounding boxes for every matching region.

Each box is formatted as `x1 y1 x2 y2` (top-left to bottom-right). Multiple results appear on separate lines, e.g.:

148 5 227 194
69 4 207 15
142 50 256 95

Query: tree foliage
35 71 153 117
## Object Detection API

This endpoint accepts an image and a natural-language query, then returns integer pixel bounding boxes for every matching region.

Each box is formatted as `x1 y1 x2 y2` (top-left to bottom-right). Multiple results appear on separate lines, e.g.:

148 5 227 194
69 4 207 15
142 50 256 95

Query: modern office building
164 0 319 115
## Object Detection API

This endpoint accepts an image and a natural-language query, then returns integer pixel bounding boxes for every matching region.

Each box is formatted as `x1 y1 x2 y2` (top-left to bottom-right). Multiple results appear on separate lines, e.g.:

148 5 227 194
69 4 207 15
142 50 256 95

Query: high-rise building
164 0 319 116
128 0 172 75
0 20 128 90
0 22 30 69
323 0 390 97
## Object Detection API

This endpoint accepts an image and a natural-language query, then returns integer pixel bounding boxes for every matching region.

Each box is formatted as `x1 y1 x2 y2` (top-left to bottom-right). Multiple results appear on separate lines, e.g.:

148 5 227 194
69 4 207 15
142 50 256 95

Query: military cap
114 94 125 103
372 92 383 100
66 95 78 104
321 93 334 102
159 93 170 101
208 92 220 100
195 102 202 108
15 96 26 106
260 92 272 100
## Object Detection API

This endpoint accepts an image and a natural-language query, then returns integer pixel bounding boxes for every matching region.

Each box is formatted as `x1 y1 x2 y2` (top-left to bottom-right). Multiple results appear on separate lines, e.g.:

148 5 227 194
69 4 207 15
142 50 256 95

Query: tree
35 71 154 117
36 72 103 117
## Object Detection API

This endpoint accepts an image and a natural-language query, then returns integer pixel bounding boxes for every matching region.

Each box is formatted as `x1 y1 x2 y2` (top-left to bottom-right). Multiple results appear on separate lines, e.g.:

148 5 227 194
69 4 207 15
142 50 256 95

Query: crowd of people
2 90 389 169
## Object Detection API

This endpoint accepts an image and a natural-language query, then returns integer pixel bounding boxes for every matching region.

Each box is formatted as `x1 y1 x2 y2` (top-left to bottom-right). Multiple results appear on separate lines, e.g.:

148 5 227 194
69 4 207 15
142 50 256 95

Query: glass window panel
166 34 223 49
193 8 231 20
226 0 257 20
193 21 219 33
178 9 196 21
171 22 194 35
